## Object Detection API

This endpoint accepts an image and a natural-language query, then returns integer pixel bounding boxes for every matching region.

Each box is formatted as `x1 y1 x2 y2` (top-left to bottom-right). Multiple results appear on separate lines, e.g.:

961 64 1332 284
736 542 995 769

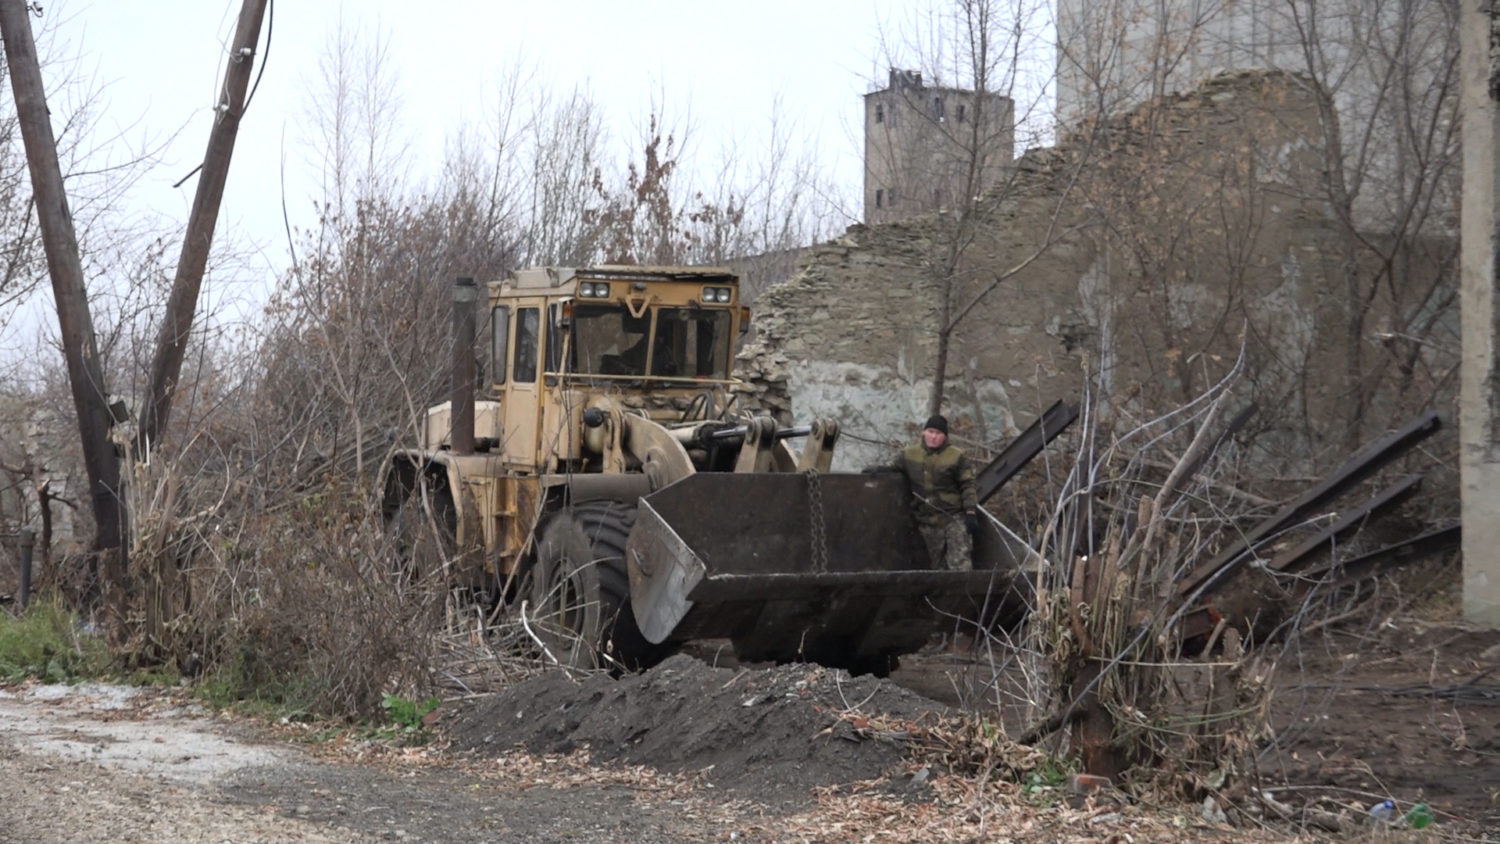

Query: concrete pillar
1460 2 1500 627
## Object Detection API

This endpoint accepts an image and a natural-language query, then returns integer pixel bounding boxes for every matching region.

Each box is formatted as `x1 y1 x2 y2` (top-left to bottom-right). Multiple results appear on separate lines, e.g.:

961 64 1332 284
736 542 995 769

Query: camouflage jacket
889 442 977 523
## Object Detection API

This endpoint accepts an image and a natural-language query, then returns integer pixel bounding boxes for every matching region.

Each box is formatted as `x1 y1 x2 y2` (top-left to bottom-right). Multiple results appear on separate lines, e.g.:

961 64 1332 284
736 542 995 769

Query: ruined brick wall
735 146 1101 467
1061 70 1340 455
737 70 1452 473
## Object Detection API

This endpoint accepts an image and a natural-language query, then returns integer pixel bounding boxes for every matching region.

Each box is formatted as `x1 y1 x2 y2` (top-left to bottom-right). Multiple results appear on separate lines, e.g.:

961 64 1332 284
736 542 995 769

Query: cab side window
513 307 539 384
491 305 510 385
546 303 565 375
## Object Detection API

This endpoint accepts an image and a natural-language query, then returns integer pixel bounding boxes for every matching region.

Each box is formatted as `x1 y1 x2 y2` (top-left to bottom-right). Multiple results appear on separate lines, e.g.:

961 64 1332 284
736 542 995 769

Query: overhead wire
241 0 272 115
172 0 274 189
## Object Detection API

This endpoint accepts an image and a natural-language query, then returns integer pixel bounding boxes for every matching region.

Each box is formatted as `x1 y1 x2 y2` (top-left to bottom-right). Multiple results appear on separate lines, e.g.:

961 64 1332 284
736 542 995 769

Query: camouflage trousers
919 516 973 572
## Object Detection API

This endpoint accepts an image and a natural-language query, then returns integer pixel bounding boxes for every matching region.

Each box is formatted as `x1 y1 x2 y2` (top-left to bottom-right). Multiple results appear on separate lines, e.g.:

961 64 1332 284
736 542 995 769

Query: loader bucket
625 472 1036 672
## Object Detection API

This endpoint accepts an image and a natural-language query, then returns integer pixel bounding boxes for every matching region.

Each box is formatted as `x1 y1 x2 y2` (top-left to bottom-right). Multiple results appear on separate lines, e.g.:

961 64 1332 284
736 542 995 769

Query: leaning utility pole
137 0 268 453
0 0 126 587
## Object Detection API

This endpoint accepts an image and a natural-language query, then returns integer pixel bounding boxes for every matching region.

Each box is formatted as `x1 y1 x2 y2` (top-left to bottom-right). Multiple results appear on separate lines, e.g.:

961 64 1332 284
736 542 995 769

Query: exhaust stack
450 276 477 455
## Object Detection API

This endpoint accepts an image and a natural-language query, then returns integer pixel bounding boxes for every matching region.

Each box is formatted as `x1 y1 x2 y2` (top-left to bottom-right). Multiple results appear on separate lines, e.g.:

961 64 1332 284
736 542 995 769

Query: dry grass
962 361 1284 797
948 366 1462 837
113 441 450 719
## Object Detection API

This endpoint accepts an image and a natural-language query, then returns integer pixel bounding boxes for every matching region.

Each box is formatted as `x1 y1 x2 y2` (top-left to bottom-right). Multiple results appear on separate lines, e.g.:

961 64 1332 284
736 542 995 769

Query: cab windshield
570 304 732 380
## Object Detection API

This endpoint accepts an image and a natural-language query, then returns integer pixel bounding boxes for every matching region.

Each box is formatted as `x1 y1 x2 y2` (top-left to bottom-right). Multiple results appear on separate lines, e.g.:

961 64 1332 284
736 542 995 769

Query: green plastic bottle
1402 802 1434 829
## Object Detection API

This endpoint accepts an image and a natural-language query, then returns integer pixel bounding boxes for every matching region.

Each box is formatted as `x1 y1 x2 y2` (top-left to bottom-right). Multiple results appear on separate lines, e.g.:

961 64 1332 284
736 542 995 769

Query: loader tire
388 477 456 586
529 501 668 671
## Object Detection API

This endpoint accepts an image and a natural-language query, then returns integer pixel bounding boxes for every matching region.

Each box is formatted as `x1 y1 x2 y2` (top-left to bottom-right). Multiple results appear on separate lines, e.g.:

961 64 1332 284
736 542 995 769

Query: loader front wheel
388 478 456 586
528 502 664 671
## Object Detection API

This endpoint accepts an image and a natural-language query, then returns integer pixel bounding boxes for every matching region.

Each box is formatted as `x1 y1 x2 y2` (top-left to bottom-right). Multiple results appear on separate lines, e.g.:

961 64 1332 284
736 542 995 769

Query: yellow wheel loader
382 266 1033 675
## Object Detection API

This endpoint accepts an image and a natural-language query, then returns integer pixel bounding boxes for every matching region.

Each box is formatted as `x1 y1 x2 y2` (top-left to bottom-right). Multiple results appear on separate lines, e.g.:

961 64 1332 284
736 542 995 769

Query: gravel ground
0 742 357 844
0 675 1225 844
0 683 736 843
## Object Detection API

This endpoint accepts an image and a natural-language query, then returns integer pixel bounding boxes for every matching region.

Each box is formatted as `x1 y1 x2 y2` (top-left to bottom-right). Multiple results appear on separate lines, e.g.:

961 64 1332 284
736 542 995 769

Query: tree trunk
930 322 952 417
1069 659 1126 780
37 478 53 572
0 0 126 596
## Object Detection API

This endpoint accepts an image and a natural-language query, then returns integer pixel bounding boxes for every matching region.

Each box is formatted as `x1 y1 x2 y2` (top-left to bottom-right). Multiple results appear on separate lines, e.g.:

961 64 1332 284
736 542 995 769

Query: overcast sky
3 0 1052 363
47 0 936 260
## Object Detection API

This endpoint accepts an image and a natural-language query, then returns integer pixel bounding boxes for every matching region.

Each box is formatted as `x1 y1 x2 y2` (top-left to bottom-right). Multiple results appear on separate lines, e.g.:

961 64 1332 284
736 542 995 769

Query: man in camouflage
887 414 978 571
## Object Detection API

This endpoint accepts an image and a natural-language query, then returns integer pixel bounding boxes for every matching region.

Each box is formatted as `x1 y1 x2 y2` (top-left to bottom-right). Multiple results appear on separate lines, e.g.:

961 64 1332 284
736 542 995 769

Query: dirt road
0 683 743 843
0 666 1229 844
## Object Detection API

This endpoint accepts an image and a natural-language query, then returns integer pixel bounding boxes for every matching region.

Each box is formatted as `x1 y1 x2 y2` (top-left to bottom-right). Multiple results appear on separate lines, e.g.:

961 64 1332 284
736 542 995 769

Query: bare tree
420 56 615 269
870 0 1065 416
0 5 114 327
1056 0 1233 128
584 113 695 265
251 20 520 494
303 9 409 224
522 85 609 265
1275 0 1460 451
688 99 848 301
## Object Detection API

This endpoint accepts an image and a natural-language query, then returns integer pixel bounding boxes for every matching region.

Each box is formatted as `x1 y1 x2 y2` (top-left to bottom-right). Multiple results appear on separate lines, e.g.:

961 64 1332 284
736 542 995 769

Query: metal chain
805 468 830 573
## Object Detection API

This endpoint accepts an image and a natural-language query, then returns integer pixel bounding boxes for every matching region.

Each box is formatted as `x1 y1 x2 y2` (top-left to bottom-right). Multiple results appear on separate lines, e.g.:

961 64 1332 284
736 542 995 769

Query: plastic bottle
1367 799 1396 825
1402 802 1434 829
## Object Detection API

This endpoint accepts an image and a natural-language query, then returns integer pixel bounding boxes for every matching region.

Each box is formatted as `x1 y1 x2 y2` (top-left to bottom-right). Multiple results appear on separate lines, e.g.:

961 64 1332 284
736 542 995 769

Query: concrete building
1056 0 1459 231
1055 0 1481 623
863 69 1014 226
1056 0 1301 127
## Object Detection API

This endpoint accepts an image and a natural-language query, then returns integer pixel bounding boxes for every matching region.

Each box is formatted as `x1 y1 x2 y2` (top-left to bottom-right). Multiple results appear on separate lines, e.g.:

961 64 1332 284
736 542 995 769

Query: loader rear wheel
528 501 665 671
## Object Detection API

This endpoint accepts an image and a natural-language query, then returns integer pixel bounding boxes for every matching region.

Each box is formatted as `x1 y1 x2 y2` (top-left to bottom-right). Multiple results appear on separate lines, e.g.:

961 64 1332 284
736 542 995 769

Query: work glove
964 511 979 536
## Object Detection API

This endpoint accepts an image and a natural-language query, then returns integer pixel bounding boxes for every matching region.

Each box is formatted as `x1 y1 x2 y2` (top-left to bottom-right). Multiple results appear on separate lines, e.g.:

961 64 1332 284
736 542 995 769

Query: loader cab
575 304 734 380
487 266 745 471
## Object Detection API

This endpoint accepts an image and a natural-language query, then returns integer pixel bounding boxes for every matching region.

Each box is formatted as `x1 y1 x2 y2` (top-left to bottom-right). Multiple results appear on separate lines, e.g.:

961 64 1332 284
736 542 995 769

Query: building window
889 189 898 207
875 189 884 209
933 188 943 207
956 103 967 123
932 96 944 121
875 103 884 123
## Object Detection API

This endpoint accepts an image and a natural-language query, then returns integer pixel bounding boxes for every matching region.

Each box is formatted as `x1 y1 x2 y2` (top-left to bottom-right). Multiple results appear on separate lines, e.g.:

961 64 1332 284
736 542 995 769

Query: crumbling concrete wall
737 70 1449 472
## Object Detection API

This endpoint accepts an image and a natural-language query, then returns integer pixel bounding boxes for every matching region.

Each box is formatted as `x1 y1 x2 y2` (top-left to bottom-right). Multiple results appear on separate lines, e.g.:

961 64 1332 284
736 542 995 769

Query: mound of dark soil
441 654 954 802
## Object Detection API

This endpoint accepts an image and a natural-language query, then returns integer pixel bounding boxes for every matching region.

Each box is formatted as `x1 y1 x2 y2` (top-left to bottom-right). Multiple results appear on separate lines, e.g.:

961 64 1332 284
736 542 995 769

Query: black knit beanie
923 414 948 434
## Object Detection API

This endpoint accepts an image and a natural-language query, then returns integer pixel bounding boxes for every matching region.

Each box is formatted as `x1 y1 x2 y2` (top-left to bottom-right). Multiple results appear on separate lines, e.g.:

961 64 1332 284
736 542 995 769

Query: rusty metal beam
1300 525 1461 589
1267 474 1424 574
1175 606 1220 643
1176 411 1441 599
1176 516 1452 651
976 400 1078 504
